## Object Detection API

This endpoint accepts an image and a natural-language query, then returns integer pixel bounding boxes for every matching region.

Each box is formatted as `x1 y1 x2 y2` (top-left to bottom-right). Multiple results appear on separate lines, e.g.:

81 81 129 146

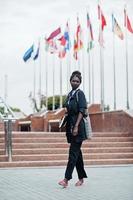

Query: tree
47 95 67 110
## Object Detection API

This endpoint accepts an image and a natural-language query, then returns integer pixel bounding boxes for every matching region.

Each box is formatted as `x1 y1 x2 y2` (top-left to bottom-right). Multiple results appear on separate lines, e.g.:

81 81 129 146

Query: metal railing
0 96 16 162
4 119 13 161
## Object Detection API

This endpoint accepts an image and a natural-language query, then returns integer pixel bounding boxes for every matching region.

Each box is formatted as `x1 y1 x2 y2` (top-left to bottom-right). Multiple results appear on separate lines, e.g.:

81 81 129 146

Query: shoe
75 179 84 186
58 179 68 188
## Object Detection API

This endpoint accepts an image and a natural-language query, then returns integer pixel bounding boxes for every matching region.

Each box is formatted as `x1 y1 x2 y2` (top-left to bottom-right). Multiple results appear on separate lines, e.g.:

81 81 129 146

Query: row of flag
23 6 133 62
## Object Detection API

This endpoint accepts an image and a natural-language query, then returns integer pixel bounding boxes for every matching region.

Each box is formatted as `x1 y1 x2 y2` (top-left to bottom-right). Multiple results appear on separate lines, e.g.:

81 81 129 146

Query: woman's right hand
72 126 78 136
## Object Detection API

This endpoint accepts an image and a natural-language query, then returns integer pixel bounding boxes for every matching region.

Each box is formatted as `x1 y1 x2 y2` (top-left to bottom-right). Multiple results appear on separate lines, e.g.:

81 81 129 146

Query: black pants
65 141 87 180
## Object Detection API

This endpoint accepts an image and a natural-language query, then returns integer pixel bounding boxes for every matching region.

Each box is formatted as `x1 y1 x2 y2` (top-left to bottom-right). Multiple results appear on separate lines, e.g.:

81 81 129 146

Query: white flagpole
4 74 8 103
82 30 85 92
33 61 36 113
39 38 42 110
91 50 94 103
113 31 116 110
60 58 63 108
112 14 116 110
4 74 8 114
67 51 71 92
77 14 80 71
66 20 71 93
44 36 48 110
100 46 104 111
125 7 129 109
99 6 104 112
45 49 48 110
52 54 55 110
88 48 91 104
86 8 91 104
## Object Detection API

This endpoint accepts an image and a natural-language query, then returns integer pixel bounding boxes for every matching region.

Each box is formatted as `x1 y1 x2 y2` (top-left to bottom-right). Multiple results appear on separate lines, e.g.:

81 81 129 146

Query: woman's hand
72 126 78 136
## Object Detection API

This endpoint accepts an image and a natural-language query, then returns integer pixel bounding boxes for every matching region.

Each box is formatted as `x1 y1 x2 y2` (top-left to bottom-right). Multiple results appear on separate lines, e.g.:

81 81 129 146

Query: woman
58 71 88 188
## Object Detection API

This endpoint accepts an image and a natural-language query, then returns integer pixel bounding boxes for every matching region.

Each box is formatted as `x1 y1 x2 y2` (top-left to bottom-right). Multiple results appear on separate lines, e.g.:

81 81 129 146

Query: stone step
11 141 133 149
0 138 5 143
12 147 133 155
11 137 133 143
0 155 8 162
0 149 5 155
11 132 133 138
0 158 133 168
0 132 132 138
0 131 133 167
11 152 133 161
0 144 5 149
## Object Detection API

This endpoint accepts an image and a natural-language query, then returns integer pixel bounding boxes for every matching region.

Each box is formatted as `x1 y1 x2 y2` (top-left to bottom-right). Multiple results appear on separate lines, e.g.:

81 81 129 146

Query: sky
0 0 133 115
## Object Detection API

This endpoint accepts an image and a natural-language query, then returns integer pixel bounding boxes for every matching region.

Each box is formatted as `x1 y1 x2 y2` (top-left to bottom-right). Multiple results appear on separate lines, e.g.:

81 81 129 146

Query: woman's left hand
72 126 78 136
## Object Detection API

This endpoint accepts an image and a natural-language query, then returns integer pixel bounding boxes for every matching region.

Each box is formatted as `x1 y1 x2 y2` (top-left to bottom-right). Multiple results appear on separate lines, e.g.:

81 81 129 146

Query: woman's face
70 76 81 90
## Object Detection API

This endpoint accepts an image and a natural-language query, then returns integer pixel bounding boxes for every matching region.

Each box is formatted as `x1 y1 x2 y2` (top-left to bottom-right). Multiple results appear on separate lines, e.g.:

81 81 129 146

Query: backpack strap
75 89 80 103
75 89 88 117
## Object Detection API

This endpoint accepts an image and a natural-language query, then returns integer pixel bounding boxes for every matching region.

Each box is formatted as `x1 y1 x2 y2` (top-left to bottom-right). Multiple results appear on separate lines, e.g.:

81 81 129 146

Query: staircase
0 131 133 168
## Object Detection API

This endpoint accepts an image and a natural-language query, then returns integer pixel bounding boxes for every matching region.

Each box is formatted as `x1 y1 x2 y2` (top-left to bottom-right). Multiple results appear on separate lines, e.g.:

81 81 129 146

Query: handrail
4 119 14 162
0 96 16 162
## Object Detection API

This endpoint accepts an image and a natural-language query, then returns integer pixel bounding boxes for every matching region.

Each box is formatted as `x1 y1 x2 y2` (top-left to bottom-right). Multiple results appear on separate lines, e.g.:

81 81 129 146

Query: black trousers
65 141 87 180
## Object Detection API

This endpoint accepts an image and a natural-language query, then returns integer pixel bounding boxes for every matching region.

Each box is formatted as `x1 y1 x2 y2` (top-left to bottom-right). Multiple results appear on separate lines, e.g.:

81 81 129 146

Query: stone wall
90 110 133 133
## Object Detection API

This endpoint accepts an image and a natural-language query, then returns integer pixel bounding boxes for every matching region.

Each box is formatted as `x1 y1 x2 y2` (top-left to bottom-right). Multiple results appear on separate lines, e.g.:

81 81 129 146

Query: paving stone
0 165 133 200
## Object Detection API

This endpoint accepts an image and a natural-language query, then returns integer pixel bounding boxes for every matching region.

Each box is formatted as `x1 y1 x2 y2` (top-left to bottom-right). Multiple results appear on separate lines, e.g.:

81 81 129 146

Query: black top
65 89 87 143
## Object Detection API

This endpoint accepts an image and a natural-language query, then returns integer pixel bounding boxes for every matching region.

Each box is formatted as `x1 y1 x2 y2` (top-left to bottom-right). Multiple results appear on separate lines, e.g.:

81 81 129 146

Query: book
59 115 68 128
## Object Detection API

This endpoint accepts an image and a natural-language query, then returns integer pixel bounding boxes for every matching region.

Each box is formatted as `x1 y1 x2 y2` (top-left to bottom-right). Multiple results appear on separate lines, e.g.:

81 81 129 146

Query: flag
58 22 71 59
46 27 61 42
45 39 58 54
33 42 40 60
73 38 78 60
101 12 106 30
98 5 107 31
58 48 66 58
73 17 83 60
23 45 34 62
112 14 124 40
64 22 71 51
98 30 104 47
98 5 107 47
124 9 133 34
58 35 66 46
58 35 66 58
87 12 94 52
76 17 83 50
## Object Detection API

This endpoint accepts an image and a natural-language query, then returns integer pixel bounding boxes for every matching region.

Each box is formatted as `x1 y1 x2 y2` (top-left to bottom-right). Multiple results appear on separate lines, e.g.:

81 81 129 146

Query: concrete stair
0 131 133 167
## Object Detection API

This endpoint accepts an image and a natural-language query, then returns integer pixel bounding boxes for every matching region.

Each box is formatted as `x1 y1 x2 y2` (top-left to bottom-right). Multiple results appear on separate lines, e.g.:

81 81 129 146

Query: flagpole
82 31 85 92
88 49 91 104
45 49 48 110
60 58 63 108
4 74 8 103
67 51 71 92
125 8 129 109
112 14 116 110
77 14 80 71
100 46 104 111
4 74 8 114
52 54 55 110
86 8 91 104
99 5 104 112
67 19 71 93
39 38 42 110
33 61 36 113
91 50 94 103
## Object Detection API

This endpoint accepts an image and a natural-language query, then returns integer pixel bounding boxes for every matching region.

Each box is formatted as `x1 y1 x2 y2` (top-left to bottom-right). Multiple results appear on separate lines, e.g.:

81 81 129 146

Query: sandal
75 179 84 186
58 179 68 188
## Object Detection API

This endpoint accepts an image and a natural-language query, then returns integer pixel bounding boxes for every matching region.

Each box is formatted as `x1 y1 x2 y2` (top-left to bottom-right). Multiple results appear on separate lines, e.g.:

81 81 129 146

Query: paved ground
0 165 133 200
